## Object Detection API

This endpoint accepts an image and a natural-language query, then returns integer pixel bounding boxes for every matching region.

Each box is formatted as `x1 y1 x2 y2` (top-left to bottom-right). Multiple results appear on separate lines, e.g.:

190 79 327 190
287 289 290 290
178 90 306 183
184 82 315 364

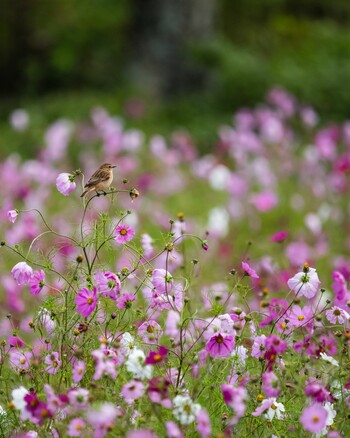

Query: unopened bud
76 255 83 263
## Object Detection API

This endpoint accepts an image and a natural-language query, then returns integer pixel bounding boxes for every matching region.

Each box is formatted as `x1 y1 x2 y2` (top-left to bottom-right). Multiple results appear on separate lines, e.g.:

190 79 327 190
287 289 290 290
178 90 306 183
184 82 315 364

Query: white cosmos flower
120 332 136 356
125 348 152 380
172 395 201 425
320 352 339 367
11 386 29 411
264 398 285 420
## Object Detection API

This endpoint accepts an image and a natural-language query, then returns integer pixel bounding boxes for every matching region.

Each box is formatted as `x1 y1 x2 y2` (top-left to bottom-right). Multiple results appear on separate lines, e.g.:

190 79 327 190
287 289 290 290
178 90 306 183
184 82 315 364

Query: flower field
1 88 350 437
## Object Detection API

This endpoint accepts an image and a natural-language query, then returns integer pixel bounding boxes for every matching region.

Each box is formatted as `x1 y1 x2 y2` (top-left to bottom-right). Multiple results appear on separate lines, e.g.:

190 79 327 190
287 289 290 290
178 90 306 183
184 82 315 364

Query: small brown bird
80 163 116 197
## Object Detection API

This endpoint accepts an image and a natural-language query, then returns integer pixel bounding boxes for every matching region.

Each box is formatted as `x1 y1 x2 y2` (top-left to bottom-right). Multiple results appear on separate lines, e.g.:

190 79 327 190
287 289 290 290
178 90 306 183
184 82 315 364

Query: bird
80 163 116 197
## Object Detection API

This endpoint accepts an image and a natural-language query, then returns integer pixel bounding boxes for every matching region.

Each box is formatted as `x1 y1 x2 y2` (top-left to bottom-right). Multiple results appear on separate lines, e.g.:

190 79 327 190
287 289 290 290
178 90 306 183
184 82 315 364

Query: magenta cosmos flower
75 287 98 317
145 346 168 365
113 224 135 244
242 261 259 279
7 210 18 223
205 332 235 358
11 262 33 285
28 270 45 295
287 264 320 298
300 404 328 433
56 173 76 196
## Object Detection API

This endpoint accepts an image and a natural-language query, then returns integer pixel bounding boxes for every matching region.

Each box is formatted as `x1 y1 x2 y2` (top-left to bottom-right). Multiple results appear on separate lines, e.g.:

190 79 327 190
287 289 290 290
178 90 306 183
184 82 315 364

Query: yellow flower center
333 309 341 316
153 354 162 362
298 315 305 321
312 416 320 423
216 334 224 344
120 229 127 236
87 298 93 305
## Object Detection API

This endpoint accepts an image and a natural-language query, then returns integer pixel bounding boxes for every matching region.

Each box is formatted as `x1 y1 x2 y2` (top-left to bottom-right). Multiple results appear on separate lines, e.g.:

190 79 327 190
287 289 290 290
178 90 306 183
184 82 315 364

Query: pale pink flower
287 266 320 298
67 418 86 437
11 262 33 285
138 320 163 344
72 360 86 383
121 380 145 404
45 352 61 375
242 261 259 279
300 404 328 434
56 173 76 196
28 270 45 295
326 306 350 324
7 210 18 223
151 268 174 294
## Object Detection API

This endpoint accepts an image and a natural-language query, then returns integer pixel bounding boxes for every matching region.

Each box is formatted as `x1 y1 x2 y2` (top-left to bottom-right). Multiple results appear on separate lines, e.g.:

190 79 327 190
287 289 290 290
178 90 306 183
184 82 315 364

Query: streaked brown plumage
80 163 116 197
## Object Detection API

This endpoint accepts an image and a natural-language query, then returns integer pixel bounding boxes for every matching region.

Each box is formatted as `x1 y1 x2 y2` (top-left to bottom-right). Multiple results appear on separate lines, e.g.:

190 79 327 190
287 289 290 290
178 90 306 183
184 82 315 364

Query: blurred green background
2 0 350 155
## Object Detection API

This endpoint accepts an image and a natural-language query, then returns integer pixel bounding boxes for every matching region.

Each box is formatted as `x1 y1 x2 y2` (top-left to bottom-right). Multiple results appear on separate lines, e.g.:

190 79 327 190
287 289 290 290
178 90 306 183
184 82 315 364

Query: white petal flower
120 332 136 356
172 395 201 425
264 398 285 421
287 267 320 298
125 348 153 380
11 386 29 411
320 352 339 367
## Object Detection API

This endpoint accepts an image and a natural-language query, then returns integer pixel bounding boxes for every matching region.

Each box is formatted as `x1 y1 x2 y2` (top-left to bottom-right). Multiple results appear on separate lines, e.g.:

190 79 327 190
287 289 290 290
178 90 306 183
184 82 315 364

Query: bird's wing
84 169 110 187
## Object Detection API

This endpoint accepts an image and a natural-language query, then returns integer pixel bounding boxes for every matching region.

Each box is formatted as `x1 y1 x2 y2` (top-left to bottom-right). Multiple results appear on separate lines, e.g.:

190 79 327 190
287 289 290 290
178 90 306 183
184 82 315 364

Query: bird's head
100 163 116 169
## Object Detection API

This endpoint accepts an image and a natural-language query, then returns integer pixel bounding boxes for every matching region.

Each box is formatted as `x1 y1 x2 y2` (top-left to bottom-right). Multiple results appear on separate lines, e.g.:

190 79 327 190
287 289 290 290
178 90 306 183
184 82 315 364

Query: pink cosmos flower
91 348 117 380
166 421 183 438
29 270 45 295
56 173 76 196
287 265 320 298
8 335 25 348
138 320 163 344
205 332 235 358
196 409 211 437
75 287 98 317
93 271 121 300
151 268 174 294
45 352 61 375
262 371 281 397
10 350 33 371
117 293 136 309
67 418 86 437
325 306 350 324
11 262 33 285
72 360 86 383
300 404 328 433
221 384 247 424
304 379 331 403
332 271 348 302
242 261 259 279
147 377 172 408
121 380 145 404
251 335 267 358
87 403 118 438
8 210 18 223
68 388 89 410
287 305 314 329
271 230 288 243
250 191 278 212
145 346 168 365
113 224 135 244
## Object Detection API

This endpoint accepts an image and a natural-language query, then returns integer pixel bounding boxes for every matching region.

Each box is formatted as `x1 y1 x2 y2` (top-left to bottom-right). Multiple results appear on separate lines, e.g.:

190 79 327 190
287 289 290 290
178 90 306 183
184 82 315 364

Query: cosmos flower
29 270 46 295
151 268 174 294
205 332 235 358
11 262 33 285
45 352 61 375
113 224 135 244
117 293 136 309
287 265 320 298
75 287 98 317
300 404 328 434
93 271 121 300
7 209 18 223
56 173 76 196
242 261 259 279
67 418 86 437
172 395 201 425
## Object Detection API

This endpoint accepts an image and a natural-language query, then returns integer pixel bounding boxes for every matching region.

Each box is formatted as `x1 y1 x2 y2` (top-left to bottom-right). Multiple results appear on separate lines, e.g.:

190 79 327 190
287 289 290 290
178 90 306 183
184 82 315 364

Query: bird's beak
111 165 116 168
